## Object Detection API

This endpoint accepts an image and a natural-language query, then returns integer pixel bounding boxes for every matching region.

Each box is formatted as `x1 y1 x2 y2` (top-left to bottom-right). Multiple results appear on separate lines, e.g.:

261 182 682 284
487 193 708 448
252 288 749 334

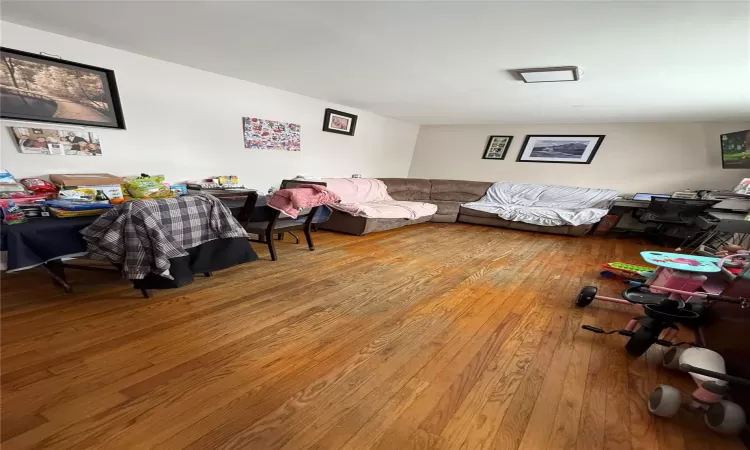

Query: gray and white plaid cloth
81 194 247 279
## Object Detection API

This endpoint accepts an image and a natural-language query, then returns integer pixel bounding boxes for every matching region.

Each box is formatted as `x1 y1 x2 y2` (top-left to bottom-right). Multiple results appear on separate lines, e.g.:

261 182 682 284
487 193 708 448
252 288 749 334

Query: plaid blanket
81 194 247 279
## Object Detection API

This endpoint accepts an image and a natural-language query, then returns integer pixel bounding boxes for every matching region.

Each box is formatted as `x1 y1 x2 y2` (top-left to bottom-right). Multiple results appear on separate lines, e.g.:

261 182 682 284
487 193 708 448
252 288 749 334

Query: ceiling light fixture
512 66 580 83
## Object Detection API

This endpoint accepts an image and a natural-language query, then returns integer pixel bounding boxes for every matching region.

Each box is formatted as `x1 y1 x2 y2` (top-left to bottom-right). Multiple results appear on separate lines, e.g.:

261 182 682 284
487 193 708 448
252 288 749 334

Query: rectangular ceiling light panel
515 66 580 83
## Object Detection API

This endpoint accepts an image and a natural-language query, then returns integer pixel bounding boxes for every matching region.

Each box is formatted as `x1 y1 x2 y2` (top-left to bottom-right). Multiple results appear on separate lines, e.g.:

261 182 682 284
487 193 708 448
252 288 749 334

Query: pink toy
648 347 750 435
576 251 749 356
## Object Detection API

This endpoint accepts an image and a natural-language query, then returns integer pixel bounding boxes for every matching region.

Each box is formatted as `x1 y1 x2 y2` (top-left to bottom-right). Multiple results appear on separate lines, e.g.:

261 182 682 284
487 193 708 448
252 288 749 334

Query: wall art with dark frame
322 108 357 136
482 135 513 160
0 47 126 129
516 135 605 164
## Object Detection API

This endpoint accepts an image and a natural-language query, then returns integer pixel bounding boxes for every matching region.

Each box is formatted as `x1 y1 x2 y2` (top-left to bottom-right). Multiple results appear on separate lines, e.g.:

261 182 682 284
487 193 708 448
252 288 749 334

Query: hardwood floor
0 223 743 450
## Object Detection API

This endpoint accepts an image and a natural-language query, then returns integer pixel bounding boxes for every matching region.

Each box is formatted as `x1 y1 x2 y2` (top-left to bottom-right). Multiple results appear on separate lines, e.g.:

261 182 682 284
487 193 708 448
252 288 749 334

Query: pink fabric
322 178 437 219
267 184 340 219
321 178 392 203
693 384 723 403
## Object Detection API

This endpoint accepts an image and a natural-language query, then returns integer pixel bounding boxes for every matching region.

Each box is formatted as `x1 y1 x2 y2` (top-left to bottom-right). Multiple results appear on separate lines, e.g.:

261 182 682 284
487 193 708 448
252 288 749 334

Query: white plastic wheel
705 400 747 435
648 385 682 418
663 347 685 370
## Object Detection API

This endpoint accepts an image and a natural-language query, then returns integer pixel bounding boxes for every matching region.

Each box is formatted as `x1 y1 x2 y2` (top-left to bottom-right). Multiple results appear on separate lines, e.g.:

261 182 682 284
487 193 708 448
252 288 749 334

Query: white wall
409 122 750 194
0 22 420 191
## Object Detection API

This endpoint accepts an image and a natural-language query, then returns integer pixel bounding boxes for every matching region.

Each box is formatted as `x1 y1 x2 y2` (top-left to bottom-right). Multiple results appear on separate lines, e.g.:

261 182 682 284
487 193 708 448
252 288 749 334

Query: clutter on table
187 175 251 192
0 169 26 194
0 170 257 223
0 199 27 224
124 174 175 199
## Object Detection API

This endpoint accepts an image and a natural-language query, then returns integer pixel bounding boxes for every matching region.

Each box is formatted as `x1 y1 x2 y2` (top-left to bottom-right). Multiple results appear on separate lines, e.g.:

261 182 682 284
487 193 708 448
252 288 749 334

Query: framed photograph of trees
0 47 126 129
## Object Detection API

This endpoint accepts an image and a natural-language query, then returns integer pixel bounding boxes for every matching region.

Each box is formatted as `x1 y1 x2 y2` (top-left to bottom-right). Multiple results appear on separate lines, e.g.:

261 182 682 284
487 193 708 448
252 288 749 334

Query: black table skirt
1 216 97 271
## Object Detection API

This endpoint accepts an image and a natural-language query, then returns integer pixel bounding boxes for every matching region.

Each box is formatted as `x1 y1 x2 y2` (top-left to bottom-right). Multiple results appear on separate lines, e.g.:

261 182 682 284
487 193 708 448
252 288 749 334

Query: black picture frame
516 135 605 164
322 108 357 136
720 129 750 169
0 47 126 129
482 135 513 160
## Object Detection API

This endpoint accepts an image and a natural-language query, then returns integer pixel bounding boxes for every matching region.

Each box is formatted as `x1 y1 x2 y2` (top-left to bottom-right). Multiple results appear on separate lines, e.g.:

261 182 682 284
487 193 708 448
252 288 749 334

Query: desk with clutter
0 171 257 297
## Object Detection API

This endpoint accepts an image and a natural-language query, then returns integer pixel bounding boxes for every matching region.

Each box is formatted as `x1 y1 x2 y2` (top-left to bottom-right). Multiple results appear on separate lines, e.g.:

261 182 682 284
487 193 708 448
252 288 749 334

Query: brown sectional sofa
319 178 596 236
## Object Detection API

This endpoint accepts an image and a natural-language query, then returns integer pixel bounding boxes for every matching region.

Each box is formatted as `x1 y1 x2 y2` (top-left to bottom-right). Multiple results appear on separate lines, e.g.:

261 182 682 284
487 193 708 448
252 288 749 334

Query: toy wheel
648 385 682 418
705 400 747 435
625 326 659 357
663 347 684 370
575 286 598 307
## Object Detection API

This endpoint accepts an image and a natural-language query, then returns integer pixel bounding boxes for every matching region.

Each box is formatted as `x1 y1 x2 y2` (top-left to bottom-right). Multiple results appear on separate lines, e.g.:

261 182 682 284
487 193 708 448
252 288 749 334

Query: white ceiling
2 1 749 124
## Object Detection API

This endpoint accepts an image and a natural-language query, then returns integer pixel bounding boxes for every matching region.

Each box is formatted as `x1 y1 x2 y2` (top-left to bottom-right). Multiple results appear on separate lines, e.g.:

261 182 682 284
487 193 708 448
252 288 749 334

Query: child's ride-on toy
648 347 750 435
578 284 747 356
577 251 749 356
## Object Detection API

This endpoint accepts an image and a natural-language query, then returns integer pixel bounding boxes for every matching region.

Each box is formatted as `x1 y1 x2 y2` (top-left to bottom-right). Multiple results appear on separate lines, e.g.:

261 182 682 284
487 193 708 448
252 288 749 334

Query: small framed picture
482 135 513 160
517 135 605 164
322 108 358 136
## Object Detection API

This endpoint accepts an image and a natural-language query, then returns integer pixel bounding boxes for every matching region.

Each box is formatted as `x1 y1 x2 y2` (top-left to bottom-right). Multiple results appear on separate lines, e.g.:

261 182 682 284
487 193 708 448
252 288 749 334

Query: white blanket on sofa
463 182 618 227
322 178 437 219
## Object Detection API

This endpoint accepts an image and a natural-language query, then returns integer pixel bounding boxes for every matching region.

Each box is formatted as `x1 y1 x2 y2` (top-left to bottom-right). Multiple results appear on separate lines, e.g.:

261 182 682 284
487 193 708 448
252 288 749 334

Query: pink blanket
322 178 437 219
267 184 340 219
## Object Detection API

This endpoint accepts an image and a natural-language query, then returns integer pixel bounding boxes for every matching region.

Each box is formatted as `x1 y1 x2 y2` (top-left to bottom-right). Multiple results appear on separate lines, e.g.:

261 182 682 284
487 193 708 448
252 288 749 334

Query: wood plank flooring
0 223 744 449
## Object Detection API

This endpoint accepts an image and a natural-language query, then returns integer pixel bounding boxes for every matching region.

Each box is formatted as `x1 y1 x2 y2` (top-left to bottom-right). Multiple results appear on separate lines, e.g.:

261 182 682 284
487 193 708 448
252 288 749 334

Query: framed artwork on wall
517 135 605 164
243 117 301 151
322 108 357 136
12 126 102 155
0 47 126 129
482 135 513 160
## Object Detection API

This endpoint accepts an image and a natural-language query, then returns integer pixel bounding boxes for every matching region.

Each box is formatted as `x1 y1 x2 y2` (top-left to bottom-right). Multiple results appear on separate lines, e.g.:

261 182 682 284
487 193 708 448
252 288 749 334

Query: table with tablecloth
0 193 265 295
0 216 96 272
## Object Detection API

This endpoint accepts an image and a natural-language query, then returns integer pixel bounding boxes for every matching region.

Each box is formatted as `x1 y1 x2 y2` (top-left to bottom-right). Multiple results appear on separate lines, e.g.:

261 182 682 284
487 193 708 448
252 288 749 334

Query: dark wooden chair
237 191 319 261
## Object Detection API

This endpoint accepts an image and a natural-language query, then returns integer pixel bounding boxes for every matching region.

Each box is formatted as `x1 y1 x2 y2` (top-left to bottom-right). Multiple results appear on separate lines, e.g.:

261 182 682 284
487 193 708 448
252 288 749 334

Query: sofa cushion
379 178 431 201
458 214 592 236
429 179 493 202
458 205 498 218
319 210 432 235
429 200 461 216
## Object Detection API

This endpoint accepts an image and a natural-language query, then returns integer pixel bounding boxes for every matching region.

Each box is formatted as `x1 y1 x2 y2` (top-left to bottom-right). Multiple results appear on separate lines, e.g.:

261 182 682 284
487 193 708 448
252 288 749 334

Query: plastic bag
20 178 58 194
125 175 174 198
0 199 27 224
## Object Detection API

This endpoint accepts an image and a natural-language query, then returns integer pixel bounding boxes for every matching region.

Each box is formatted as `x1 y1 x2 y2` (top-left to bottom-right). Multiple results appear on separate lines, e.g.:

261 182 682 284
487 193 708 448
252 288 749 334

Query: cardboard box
49 173 123 188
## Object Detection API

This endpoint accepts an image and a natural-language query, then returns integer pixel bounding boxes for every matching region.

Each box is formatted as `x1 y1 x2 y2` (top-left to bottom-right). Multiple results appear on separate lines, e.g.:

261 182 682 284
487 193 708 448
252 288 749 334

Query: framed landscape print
0 47 126 129
517 135 605 164
482 135 513 160
322 108 357 136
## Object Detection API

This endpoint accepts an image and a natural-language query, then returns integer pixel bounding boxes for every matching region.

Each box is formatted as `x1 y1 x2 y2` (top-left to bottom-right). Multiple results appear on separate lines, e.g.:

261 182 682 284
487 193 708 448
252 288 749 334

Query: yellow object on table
48 207 110 218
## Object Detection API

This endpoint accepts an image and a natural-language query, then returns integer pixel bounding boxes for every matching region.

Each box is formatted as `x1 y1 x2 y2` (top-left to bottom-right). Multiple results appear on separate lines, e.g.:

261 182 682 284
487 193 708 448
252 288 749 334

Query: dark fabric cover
320 209 432 235
429 179 493 202
458 206 592 236
379 178 431 201
1 216 96 271
131 237 257 289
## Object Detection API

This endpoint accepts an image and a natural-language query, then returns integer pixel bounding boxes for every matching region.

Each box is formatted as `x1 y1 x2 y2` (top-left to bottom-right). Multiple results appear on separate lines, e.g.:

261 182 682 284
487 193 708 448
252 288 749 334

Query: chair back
641 197 718 224
235 191 276 224
280 179 327 189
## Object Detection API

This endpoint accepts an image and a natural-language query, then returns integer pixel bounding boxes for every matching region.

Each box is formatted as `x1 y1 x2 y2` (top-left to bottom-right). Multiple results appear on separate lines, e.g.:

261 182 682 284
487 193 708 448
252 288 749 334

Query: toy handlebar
628 284 749 308
679 364 750 387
